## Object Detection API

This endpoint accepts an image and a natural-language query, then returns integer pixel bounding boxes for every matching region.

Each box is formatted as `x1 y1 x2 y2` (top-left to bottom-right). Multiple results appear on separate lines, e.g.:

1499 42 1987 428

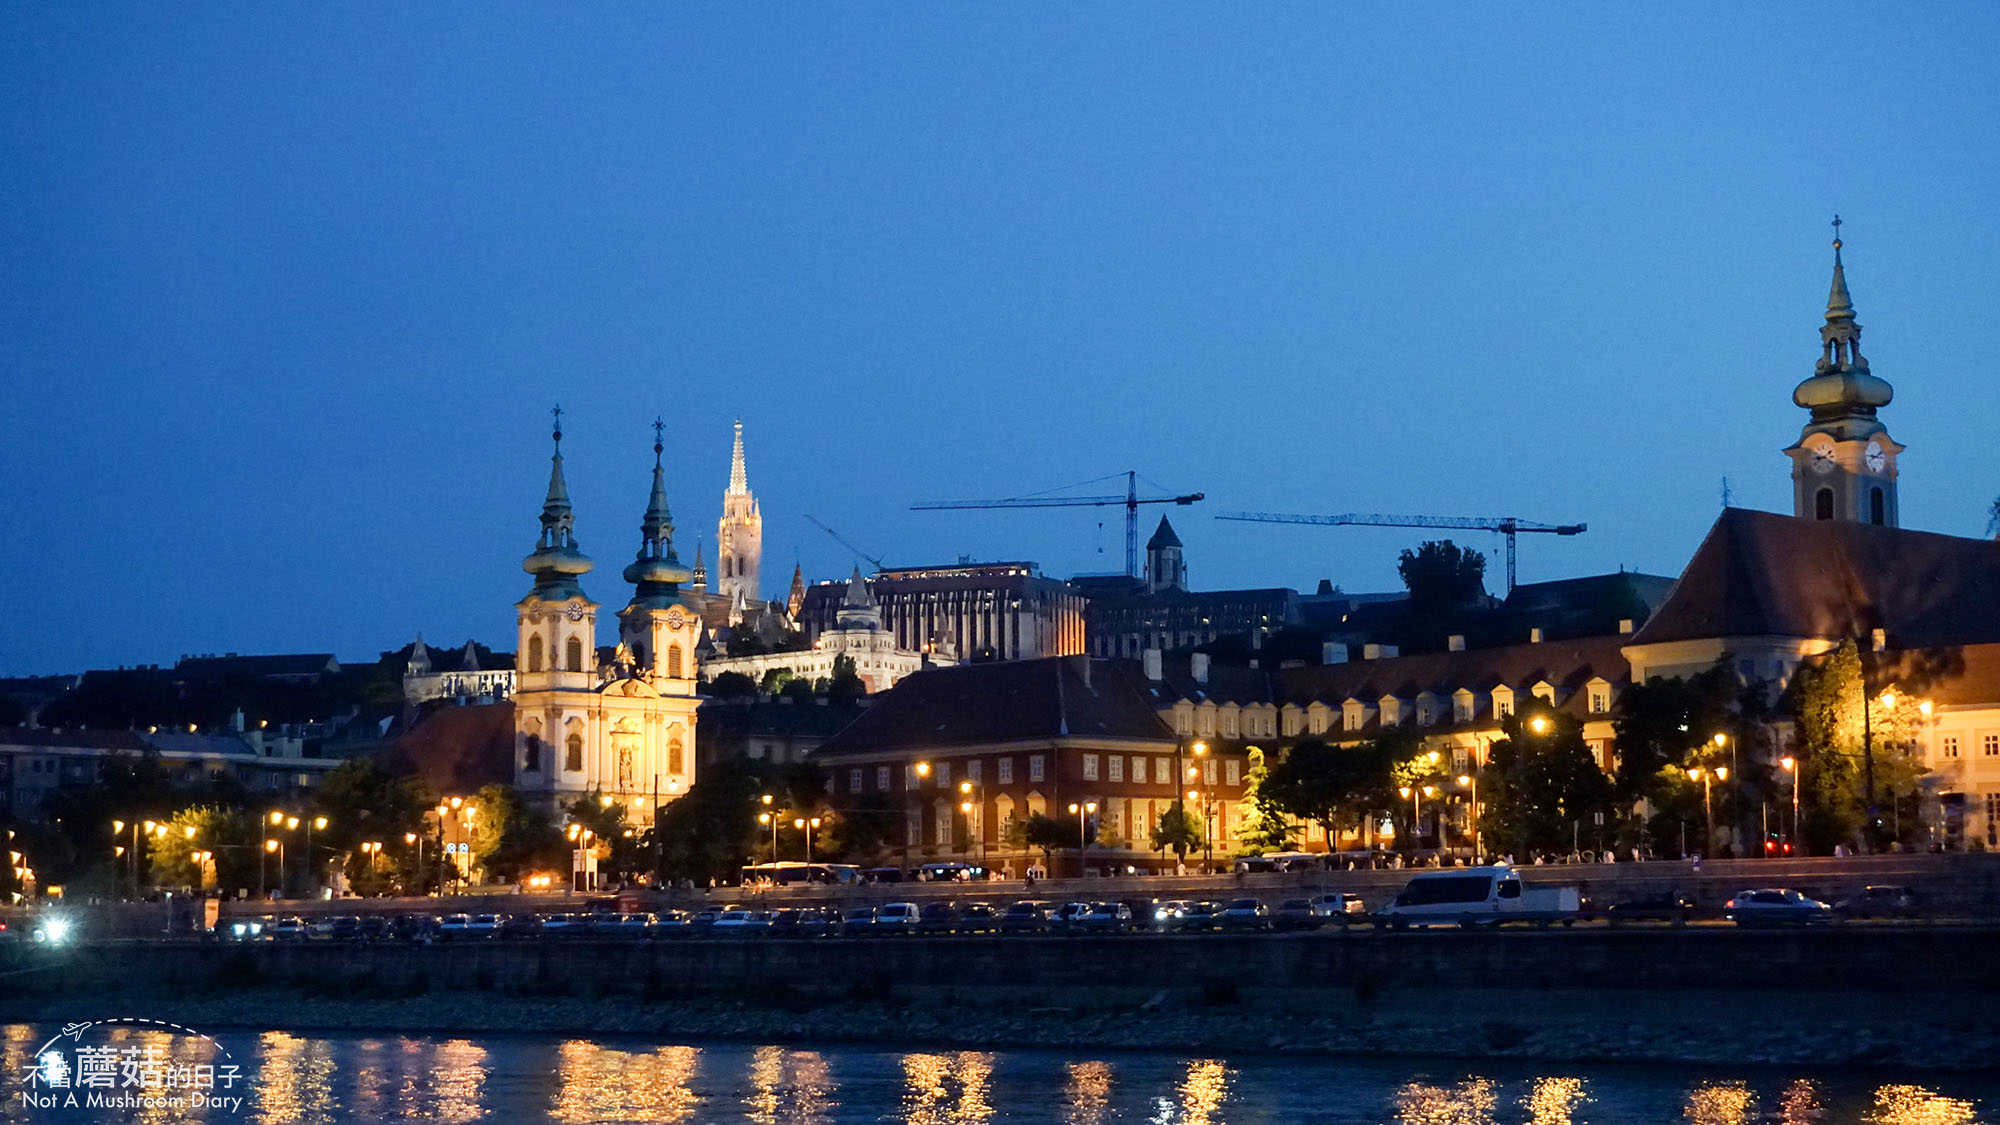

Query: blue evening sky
4 5 1997 675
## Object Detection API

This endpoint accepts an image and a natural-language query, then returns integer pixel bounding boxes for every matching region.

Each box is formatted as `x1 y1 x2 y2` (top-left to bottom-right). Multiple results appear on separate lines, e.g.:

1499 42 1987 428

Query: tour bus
1231 852 1321 874
914 862 994 882
1375 864 1581 929
738 862 863 887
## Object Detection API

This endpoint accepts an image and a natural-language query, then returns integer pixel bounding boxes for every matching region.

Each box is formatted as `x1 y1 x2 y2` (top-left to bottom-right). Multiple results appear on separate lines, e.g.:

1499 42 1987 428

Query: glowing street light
792 816 822 863
1458 773 1480 859
1067 801 1098 877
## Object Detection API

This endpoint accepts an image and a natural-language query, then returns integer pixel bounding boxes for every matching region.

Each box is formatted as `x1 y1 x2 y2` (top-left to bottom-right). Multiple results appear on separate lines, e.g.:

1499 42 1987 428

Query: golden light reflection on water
1864 1084 1980 1125
1684 1080 1755 1125
430 1038 487 1122
741 1043 837 1124
1523 1076 1589 1124
256 1030 338 1124
550 1040 703 1123
902 1050 996 1125
1065 1060 1112 1125
1776 1078 1824 1125
1393 1076 1497 1125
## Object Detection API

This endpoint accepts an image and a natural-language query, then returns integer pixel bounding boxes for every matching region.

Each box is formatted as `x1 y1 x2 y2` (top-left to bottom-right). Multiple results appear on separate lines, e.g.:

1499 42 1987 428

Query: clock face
564 602 587 622
1810 447 1836 474
666 607 686 629
1866 440 1885 472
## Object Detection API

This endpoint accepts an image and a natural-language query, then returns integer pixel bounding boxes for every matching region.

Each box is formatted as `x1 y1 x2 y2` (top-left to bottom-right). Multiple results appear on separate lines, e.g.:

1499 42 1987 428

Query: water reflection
1778 1078 1826 1124
742 1044 836 1124
1394 1076 1498 1124
1524 1076 1589 1124
903 1051 996 1125
1865 1084 1980 1125
1065 1060 1112 1125
551 1040 702 1123
1685 1080 1755 1125
256 1030 338 1124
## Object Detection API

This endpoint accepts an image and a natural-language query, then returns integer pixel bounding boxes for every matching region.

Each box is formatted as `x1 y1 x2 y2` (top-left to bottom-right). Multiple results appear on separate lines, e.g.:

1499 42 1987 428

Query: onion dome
624 419 694 605
1792 219 1893 432
522 408 593 598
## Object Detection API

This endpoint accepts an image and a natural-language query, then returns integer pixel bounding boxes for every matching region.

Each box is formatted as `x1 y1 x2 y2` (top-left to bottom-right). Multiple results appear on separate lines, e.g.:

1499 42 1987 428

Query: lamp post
405 832 421 895
1779 756 1799 854
1688 766 1728 857
907 761 932 875
1067 801 1098 878
958 779 985 862
793 816 821 864
306 816 328 895
1457 774 1479 859
264 837 283 893
359 841 382 895
760 794 779 864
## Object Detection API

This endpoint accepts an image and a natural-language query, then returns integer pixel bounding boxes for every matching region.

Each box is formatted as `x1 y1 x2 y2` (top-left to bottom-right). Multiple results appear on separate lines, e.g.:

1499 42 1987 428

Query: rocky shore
5 986 1994 1073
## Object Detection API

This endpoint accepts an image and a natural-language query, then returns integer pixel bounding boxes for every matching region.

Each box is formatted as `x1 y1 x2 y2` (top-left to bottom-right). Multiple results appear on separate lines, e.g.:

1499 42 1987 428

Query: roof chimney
1529 627 1544 644
1363 643 1399 660
1190 653 1210 684
1447 634 1466 652
1618 619 1634 635
1142 648 1163 682
1322 642 1347 665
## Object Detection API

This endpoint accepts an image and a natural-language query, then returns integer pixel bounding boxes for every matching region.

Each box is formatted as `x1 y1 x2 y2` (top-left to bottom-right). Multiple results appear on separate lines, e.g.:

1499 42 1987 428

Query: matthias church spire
522 406 593 600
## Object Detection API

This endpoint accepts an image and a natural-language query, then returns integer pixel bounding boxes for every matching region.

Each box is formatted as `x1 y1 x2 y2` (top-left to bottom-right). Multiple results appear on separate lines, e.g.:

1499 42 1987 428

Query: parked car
465 914 502 939
688 906 730 932
1308 893 1369 923
308 915 361 942
648 910 691 938
1073 902 1135 935
357 915 393 942
1219 899 1272 932
916 902 959 935
711 908 771 935
874 902 922 934
437 913 472 941
1725 888 1834 927
269 916 309 942
1273 899 1322 930
391 914 439 943
1606 892 1695 925
1178 901 1223 933
797 907 843 938
537 913 589 938
1050 902 1094 935
768 908 808 937
226 916 275 942
998 901 1052 935
1377 866 1582 930
1835 885 1920 920
957 903 1000 934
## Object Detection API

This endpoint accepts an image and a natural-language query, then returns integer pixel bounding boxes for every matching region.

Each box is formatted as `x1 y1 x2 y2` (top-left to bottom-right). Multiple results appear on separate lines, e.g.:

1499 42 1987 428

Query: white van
1376 865 1580 930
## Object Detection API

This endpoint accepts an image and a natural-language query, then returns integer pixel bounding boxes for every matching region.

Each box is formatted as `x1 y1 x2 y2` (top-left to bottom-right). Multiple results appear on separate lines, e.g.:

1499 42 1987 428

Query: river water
4 1023 1997 1123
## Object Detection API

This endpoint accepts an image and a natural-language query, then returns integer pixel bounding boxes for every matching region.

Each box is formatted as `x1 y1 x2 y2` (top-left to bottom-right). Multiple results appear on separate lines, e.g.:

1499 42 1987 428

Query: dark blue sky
5 6 1997 676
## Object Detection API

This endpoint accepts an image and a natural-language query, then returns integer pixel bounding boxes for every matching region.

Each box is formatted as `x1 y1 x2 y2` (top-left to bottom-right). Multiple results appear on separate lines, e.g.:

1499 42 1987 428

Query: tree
1263 736 1399 848
468 785 565 884
1233 747 1295 854
826 653 865 698
1478 704 1615 859
1788 640 1931 854
1397 540 1488 608
707 671 758 698
1148 805 1204 862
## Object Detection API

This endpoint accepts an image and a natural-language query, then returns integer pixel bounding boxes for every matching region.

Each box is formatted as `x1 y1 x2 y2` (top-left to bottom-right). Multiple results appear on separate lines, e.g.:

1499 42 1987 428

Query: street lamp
264 837 283 893
758 810 781 867
1192 742 1215 869
405 832 421 895
1067 801 1098 878
359 841 382 894
792 816 821 864
1779 756 1800 854
1688 766 1728 857
1529 715 1551 735
958 779 986 862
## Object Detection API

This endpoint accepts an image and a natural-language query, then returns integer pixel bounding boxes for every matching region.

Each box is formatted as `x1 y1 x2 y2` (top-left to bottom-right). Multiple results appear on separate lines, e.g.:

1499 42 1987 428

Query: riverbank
5 985 1995 1074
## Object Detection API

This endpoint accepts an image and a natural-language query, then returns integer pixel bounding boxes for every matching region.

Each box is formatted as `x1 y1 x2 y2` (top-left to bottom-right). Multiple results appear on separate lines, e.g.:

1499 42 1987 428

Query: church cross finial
652 416 665 461
551 404 564 442
1831 214 1843 254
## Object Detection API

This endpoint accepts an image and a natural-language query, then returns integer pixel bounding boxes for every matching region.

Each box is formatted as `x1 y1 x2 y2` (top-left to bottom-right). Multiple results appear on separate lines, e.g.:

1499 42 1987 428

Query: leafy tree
1233 748 1295 854
1263 736 1398 848
315 759 432 883
1397 540 1488 608
148 805 257 893
826 653 865 698
653 758 825 885
819 788 898 864
1148 805 1204 862
1478 704 1615 859
1788 640 1930 854
707 671 758 698
468 785 565 884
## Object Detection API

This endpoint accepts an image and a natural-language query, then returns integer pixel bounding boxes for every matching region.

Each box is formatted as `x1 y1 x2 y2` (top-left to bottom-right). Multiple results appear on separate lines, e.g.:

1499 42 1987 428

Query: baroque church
510 415 703 823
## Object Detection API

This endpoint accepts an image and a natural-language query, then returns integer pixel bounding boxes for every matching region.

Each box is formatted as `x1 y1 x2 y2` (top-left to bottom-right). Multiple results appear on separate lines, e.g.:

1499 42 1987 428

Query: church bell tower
715 420 763 606
1783 219 1902 527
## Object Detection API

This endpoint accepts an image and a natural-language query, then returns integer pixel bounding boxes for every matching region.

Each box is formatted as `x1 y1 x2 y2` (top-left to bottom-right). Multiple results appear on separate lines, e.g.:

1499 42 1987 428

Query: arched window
1870 487 1885 525
565 733 584 772
527 635 543 673
667 644 684 678
565 636 583 671
1815 488 1834 521
523 735 542 772
668 734 684 775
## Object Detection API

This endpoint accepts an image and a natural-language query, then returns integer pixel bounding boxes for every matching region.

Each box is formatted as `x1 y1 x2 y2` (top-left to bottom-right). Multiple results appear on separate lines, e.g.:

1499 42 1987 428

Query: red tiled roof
813 656 1174 757
383 702 516 793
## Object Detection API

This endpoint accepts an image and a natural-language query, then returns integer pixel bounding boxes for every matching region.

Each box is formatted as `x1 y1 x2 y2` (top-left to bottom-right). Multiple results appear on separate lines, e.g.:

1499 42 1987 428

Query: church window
1029 754 1045 783
1870 487 1885 525
1815 488 1834 521
876 765 891 791
566 636 584 671
667 644 684 678
668 735 685 774
528 636 543 673
565 733 584 772
997 758 1013 784
849 768 863 793
523 735 543 772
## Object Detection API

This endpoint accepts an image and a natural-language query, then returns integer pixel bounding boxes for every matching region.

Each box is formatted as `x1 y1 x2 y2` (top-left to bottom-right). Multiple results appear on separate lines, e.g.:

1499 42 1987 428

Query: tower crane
913 471 1204 579
803 514 886 572
1215 511 1587 593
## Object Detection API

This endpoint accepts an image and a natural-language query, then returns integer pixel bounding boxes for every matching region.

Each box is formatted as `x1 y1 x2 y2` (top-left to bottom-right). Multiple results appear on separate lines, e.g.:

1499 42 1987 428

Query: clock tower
1783 220 1902 527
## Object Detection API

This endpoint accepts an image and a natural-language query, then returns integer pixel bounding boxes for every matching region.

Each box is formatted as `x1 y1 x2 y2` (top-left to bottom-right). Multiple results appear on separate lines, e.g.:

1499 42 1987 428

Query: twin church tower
509 414 764 820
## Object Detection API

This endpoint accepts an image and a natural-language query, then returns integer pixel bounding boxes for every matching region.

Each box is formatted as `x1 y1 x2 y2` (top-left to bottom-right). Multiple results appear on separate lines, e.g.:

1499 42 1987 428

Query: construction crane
803 514 886 572
1216 511 1587 593
913 471 1205 579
